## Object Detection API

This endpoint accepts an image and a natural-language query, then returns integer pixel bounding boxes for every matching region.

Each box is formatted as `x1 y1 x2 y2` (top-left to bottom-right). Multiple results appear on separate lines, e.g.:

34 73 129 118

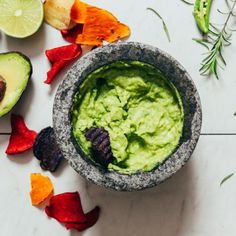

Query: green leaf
162 20 171 42
198 0 236 80
193 38 210 50
217 9 229 15
220 173 234 186
147 7 171 42
180 0 194 5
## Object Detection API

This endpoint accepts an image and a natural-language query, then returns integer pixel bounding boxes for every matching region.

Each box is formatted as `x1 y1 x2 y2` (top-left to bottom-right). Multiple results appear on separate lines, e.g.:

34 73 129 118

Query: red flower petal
44 44 82 84
65 206 100 231
6 114 37 155
45 192 87 223
45 192 100 232
61 24 83 43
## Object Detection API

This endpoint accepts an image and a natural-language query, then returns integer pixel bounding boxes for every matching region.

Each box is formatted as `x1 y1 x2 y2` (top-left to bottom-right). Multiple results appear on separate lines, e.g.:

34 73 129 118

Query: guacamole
72 61 184 174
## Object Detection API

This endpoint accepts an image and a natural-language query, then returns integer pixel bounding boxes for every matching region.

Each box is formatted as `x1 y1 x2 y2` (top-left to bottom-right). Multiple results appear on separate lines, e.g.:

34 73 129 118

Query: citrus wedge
0 0 44 38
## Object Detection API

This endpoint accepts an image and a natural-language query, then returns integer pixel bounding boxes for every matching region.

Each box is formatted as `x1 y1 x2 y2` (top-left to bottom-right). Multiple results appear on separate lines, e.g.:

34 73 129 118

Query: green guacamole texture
72 61 184 174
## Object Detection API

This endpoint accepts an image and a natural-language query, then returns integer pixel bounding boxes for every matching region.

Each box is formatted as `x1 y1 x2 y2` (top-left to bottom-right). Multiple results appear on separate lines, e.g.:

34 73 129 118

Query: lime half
0 0 44 38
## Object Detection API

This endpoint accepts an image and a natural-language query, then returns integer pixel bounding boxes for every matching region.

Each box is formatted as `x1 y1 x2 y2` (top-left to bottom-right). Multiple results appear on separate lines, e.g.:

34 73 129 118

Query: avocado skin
0 51 33 117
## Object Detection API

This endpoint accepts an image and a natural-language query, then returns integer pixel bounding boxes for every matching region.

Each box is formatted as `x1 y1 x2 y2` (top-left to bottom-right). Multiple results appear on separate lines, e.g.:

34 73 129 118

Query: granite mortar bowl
53 42 202 191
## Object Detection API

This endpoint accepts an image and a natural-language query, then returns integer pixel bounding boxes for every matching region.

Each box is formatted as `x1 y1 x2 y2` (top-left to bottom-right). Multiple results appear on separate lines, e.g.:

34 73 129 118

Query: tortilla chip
45 192 87 223
61 24 83 43
85 127 115 167
71 0 90 24
45 192 100 231
72 2 130 46
33 127 64 172
44 44 82 84
65 206 100 231
6 114 37 155
44 0 75 30
30 173 54 206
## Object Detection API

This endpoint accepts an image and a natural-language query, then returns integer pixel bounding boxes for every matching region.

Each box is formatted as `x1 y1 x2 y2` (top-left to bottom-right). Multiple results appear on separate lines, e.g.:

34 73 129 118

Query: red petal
45 192 87 223
65 206 100 231
61 24 83 43
6 114 37 155
44 44 82 84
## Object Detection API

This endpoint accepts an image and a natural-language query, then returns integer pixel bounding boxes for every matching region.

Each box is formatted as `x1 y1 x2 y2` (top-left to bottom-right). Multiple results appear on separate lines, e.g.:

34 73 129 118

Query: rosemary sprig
147 7 171 42
199 0 236 79
193 38 210 49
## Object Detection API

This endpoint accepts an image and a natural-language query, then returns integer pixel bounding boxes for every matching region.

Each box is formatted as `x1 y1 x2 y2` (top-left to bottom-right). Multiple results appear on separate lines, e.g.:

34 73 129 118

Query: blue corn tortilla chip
33 127 63 172
85 127 115 167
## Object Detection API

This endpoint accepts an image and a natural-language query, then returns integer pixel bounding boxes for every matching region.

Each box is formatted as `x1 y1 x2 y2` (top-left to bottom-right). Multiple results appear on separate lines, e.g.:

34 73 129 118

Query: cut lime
0 0 44 38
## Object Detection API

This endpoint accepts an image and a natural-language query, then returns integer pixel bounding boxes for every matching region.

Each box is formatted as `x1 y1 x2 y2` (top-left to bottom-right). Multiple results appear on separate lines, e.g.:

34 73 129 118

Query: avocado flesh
0 52 32 117
72 61 184 174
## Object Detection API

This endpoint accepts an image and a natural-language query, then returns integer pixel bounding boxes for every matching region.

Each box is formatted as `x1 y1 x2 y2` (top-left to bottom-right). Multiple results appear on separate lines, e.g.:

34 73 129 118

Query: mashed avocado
72 61 184 174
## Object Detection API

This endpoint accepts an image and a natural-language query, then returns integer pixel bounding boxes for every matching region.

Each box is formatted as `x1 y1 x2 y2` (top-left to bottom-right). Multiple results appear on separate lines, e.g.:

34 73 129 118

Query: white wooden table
1 0 236 235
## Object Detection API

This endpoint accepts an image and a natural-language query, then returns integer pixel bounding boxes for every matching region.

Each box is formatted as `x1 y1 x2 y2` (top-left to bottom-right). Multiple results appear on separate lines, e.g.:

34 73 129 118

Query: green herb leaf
217 9 229 15
193 38 210 49
181 0 194 5
220 173 234 186
199 0 236 79
233 112 236 116
147 7 171 42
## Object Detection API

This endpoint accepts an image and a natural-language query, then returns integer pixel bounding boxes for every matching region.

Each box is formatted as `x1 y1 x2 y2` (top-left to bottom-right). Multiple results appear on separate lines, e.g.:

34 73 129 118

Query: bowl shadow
70 161 195 236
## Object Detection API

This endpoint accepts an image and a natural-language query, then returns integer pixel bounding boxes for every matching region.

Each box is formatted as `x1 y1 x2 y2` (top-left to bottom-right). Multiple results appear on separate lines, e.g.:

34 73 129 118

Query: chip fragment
44 44 82 84
45 192 100 231
33 127 63 172
85 127 115 167
72 1 130 46
71 0 90 24
44 0 75 30
61 24 83 43
30 173 54 206
6 114 37 155
45 0 130 46
65 206 100 231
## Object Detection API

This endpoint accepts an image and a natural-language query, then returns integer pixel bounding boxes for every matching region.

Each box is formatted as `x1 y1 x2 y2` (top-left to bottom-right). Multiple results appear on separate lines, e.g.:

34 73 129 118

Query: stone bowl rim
53 41 202 191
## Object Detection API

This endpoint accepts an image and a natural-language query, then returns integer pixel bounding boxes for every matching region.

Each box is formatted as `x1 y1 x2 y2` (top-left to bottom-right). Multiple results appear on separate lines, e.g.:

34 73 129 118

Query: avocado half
0 52 32 117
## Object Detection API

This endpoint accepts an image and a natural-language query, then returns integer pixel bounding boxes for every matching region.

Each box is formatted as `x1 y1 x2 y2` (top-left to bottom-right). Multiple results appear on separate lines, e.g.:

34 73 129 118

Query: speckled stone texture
53 42 202 191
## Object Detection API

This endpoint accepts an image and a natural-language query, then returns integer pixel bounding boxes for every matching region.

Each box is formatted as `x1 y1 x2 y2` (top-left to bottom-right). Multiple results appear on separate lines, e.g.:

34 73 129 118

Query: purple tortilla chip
33 127 63 172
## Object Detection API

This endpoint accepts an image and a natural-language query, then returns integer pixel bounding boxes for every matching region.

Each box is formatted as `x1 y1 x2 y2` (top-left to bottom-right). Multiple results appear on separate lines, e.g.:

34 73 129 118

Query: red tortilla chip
65 206 100 231
73 3 130 46
45 192 87 223
44 44 82 84
45 44 79 63
61 24 83 43
46 60 70 84
45 192 100 231
6 114 37 155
